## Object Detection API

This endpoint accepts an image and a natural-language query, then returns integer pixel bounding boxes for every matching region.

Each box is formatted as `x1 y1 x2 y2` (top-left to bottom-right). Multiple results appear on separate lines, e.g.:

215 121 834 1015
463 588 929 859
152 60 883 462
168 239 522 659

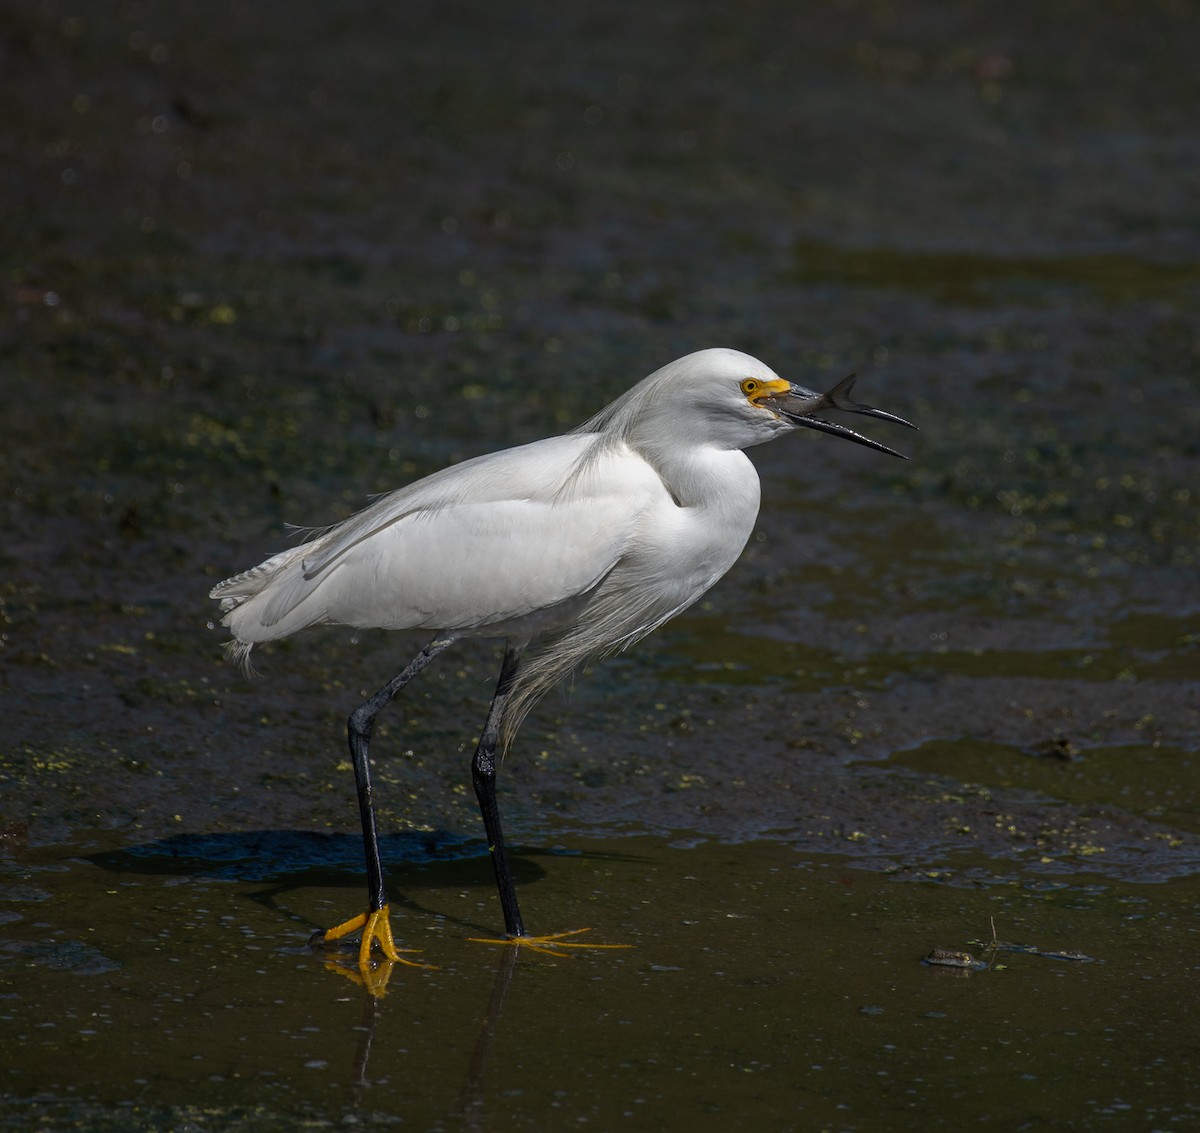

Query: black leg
471 641 527 938
347 634 458 914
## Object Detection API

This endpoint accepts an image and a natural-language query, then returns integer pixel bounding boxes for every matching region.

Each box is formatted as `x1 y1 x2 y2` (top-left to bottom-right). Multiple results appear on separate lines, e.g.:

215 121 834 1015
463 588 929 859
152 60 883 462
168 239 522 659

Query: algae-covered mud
2 1 1198 1128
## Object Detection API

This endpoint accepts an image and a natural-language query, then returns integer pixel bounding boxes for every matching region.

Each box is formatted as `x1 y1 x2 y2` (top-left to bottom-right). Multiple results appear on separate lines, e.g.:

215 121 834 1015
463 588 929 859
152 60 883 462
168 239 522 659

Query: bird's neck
640 439 761 515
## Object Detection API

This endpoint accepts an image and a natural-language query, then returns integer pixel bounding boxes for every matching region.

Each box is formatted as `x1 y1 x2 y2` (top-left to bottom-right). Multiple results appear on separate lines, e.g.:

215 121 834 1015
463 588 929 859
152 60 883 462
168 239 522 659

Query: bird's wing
297 434 592 580
249 434 667 636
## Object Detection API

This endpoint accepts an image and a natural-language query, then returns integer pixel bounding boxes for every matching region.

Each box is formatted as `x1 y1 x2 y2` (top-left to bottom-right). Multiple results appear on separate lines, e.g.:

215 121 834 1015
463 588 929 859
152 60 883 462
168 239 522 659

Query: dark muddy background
3 1 1199 1129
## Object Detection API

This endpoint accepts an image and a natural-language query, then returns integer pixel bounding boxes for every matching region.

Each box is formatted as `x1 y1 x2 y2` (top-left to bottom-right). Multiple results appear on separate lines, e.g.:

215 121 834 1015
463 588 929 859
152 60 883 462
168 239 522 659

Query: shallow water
6 832 1200 1131
3 0 1199 1128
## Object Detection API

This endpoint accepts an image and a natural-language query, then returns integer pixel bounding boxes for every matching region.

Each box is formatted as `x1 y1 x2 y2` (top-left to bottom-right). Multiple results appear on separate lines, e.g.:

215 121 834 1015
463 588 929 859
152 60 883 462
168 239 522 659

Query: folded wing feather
211 432 667 646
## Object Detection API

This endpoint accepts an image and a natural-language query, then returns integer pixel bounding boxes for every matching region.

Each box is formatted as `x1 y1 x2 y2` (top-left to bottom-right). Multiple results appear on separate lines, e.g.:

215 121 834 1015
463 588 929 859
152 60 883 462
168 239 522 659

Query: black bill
767 373 917 459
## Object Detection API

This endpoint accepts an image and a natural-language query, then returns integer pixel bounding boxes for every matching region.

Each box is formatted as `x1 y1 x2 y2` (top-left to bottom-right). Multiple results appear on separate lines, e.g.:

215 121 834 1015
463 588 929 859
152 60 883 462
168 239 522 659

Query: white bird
210 347 914 973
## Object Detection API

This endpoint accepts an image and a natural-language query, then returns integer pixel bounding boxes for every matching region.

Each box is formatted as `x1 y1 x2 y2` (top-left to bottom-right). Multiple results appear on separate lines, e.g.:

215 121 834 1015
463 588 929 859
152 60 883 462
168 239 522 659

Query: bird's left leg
469 641 631 957
314 633 458 974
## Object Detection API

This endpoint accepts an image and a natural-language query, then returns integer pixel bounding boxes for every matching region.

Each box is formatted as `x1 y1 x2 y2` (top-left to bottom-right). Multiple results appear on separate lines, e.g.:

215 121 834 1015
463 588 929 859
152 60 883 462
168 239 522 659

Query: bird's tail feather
209 543 328 662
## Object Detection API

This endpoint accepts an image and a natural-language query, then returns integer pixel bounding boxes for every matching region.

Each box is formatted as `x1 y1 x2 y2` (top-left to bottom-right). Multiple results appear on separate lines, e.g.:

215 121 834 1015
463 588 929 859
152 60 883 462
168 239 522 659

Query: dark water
3 0 1198 1128
6 834 1200 1130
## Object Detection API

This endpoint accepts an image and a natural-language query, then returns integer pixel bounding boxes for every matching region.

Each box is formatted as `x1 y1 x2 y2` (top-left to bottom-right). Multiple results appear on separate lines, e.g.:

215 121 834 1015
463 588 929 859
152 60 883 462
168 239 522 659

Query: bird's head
654 348 916 458
583 348 915 460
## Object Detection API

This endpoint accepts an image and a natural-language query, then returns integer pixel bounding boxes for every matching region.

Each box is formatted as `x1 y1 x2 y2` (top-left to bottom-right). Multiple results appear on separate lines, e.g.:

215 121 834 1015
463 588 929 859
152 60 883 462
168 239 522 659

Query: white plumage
209 347 913 970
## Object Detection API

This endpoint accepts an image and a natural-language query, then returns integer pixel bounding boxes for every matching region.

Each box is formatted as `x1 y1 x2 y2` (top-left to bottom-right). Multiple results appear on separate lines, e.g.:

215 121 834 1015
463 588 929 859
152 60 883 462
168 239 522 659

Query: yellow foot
312 905 437 971
466 927 632 958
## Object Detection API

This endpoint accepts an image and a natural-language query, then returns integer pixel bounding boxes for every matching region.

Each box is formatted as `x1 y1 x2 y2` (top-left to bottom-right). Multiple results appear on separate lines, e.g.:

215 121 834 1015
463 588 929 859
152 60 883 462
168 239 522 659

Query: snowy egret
210 347 914 972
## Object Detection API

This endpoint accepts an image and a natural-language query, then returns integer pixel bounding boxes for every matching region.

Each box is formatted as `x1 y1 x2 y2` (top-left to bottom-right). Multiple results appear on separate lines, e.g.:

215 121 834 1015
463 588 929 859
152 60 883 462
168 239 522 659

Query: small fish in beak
767 373 917 458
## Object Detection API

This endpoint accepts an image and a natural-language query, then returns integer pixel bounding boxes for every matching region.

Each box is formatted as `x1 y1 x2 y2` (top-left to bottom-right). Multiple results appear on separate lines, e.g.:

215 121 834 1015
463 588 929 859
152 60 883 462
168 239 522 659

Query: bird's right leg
469 641 631 957
470 641 528 938
313 634 458 972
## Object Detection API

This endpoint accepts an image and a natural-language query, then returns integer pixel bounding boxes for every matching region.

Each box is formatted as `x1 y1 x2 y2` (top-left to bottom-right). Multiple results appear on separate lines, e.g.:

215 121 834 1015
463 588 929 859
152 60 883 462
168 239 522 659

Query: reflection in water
334 942 521 1129
351 993 381 1090
460 946 520 1129
320 950 415 999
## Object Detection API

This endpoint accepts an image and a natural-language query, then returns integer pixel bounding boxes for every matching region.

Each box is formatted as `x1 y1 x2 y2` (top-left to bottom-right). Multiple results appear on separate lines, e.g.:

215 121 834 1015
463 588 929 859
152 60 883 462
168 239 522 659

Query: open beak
765 373 917 459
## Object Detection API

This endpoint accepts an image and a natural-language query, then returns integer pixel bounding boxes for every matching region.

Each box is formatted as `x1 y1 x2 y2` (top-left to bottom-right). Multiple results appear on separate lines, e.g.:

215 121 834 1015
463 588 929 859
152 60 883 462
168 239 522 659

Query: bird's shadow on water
85 828 483 884
81 830 643 938
83 830 529 935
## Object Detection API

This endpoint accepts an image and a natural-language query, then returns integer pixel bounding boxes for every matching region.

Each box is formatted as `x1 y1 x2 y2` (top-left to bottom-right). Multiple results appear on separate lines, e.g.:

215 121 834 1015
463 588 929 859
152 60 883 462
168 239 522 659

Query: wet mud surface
3 0 1199 1128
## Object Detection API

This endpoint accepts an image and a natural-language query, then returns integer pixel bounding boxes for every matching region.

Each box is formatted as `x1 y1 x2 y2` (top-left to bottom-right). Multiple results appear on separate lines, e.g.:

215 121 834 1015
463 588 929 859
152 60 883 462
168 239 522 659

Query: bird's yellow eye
742 376 789 405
